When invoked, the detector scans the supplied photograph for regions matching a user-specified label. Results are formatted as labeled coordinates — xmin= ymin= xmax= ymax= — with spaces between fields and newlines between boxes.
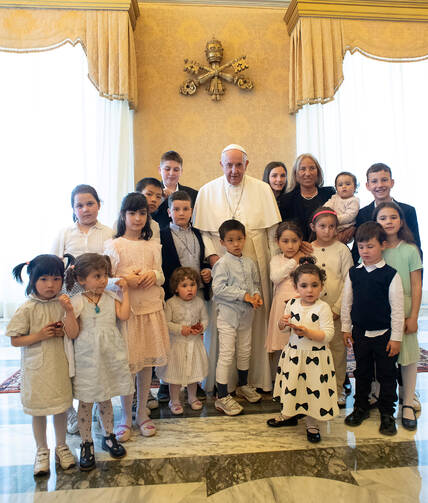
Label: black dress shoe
xmin=379 ymin=414 xmax=397 ymax=436
xmin=401 ymin=405 xmax=417 ymax=431
xmin=267 ymin=416 xmax=298 ymax=427
xmin=157 ymin=383 xmax=170 ymax=403
xmin=196 ymin=383 xmax=207 ymax=401
xmin=79 ymin=441 xmax=96 ymax=472
xmin=306 ymin=427 xmax=321 ymax=443
xmin=345 ymin=407 xmax=370 ymax=426
xmin=102 ymin=433 xmax=127 ymax=459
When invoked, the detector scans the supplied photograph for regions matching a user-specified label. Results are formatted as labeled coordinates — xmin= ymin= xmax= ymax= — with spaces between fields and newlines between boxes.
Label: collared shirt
xmin=51 ymin=221 xmax=114 ymax=257
xmin=169 ymin=223 xmax=201 ymax=273
xmin=341 ymin=259 xmax=404 ymax=342
xmin=212 ymin=251 xmax=260 ymax=329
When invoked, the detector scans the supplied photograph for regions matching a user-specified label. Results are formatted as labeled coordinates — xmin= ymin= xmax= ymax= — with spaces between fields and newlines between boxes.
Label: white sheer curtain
xmin=0 ymin=44 xmax=134 ymax=318
xmin=296 ymin=51 xmax=427 ymax=294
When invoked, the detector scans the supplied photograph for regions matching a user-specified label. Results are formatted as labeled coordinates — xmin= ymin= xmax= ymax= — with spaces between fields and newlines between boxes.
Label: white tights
xmin=120 ymin=367 xmax=152 ymax=427
xmin=32 ymin=412 xmax=67 ymax=450
xmin=401 ymin=363 xmax=418 ymax=420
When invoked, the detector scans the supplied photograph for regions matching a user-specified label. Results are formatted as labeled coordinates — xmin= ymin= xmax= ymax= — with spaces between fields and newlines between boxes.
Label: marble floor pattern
xmin=1 ymin=316 xmax=428 ymax=502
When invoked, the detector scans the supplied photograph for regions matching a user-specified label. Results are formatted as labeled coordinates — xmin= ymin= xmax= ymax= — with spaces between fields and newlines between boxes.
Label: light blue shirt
xmin=212 ymin=252 xmax=260 ymax=328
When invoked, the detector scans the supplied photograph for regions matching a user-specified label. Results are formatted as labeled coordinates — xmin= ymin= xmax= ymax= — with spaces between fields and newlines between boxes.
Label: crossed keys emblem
xmin=179 ymin=38 xmax=254 ymax=101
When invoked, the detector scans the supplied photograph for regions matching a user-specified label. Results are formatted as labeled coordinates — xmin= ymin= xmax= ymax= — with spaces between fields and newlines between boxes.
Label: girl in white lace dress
xmin=157 ymin=267 xmax=209 ymax=414
xmin=105 ymin=192 xmax=169 ymax=441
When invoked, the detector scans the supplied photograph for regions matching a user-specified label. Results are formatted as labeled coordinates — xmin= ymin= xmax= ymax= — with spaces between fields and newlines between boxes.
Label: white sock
xmin=53 ymin=412 xmax=67 ymax=447
xmin=136 ymin=367 xmax=152 ymax=424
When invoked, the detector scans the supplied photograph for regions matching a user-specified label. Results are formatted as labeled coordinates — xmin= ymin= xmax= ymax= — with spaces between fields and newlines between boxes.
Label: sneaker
xmin=379 ymin=414 xmax=397 ymax=436
xmin=147 ymin=390 xmax=159 ymax=410
xmin=337 ymin=390 xmax=347 ymax=409
xmin=34 ymin=447 xmax=50 ymax=476
xmin=79 ymin=441 xmax=96 ymax=472
xmin=55 ymin=445 xmax=76 ymax=470
xmin=236 ymin=385 xmax=262 ymax=403
xmin=67 ymin=407 xmax=79 ymax=435
xmin=157 ymin=383 xmax=170 ymax=403
xmin=345 ymin=407 xmax=370 ymax=426
xmin=101 ymin=433 xmax=126 ymax=459
xmin=215 ymin=395 xmax=243 ymax=416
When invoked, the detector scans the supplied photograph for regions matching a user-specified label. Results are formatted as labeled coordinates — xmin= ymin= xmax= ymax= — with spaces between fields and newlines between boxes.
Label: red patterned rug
xmin=0 ymin=369 xmax=21 ymax=393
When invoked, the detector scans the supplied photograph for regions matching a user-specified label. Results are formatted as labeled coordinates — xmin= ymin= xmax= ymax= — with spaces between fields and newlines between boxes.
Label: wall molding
xmin=285 ymin=0 xmax=428 ymax=34
xmin=0 ymin=0 xmax=131 ymax=9
xmin=138 ymin=0 xmax=290 ymax=8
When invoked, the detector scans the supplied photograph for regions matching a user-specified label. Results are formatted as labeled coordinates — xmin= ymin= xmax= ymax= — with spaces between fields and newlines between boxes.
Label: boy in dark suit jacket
xmin=152 ymin=151 xmax=198 ymax=229
xmin=351 ymin=163 xmax=421 ymax=263
xmin=158 ymin=190 xmax=212 ymax=402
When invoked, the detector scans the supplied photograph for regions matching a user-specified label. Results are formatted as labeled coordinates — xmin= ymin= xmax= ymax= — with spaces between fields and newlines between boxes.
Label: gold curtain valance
xmin=288 ymin=16 xmax=428 ymax=114
xmin=0 ymin=9 xmax=138 ymax=109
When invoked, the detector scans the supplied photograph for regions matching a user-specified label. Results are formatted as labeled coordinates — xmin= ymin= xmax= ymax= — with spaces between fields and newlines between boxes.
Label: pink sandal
xmin=115 ymin=424 xmax=131 ymax=442
xmin=188 ymin=399 xmax=203 ymax=411
xmin=168 ymin=401 xmax=184 ymax=415
xmin=138 ymin=419 xmax=156 ymax=437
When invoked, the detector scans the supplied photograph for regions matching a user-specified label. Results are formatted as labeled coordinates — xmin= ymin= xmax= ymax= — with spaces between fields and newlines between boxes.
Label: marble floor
xmin=1 ymin=316 xmax=428 ymax=502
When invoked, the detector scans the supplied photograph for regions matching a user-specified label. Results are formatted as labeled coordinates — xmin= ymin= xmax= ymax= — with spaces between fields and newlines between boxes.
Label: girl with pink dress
xmin=267 ymin=222 xmax=304 ymax=369
xmin=105 ymin=192 xmax=169 ymax=441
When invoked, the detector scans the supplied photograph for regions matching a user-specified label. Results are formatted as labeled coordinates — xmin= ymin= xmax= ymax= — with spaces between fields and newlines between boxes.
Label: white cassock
xmin=193 ymin=174 xmax=281 ymax=391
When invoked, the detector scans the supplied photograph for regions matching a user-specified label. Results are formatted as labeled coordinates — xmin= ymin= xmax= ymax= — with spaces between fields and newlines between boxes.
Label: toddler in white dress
xmin=157 ymin=267 xmax=209 ymax=414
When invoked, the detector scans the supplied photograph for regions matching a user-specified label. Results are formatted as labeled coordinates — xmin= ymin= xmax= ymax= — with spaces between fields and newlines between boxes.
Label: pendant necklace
xmin=84 ymin=293 xmax=101 ymax=313
xmin=224 ymin=177 xmax=245 ymax=219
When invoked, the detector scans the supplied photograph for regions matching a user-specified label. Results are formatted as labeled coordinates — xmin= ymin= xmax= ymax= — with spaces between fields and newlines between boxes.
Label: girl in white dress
xmin=157 ymin=267 xmax=209 ymax=414
xmin=62 ymin=253 xmax=134 ymax=471
xmin=51 ymin=184 xmax=114 ymax=435
xmin=105 ymin=192 xmax=169 ymax=441
xmin=267 ymin=257 xmax=338 ymax=443
xmin=267 ymin=222 xmax=304 ymax=369
xmin=6 ymin=254 xmax=76 ymax=476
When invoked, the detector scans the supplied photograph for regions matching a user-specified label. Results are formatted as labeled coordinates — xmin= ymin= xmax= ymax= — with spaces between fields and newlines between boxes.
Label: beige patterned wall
xmin=134 ymin=3 xmax=295 ymax=189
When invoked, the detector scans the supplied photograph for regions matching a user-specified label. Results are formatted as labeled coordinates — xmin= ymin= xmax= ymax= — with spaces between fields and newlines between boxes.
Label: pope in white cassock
xmin=193 ymin=144 xmax=281 ymax=391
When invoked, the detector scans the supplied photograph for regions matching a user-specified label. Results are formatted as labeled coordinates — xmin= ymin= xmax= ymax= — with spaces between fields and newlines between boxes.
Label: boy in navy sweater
xmin=342 ymin=222 xmax=404 ymax=435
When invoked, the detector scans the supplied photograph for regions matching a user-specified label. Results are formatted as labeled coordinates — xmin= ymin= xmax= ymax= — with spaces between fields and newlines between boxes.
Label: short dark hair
xmin=161 ymin=150 xmax=183 ymax=166
xmin=135 ymin=177 xmax=163 ymax=193
xmin=355 ymin=221 xmax=387 ymax=244
xmin=168 ymin=190 xmax=192 ymax=209
xmin=71 ymin=184 xmax=100 ymax=223
xmin=116 ymin=192 xmax=153 ymax=240
xmin=13 ymin=254 xmax=74 ymax=296
xmin=291 ymin=256 xmax=326 ymax=287
xmin=334 ymin=171 xmax=357 ymax=188
xmin=170 ymin=267 xmax=200 ymax=294
xmin=219 ymin=219 xmax=246 ymax=240
xmin=366 ymin=163 xmax=392 ymax=180
xmin=65 ymin=253 xmax=112 ymax=291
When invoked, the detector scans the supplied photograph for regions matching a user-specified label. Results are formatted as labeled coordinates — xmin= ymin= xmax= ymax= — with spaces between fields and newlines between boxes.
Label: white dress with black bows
xmin=273 ymin=297 xmax=339 ymax=421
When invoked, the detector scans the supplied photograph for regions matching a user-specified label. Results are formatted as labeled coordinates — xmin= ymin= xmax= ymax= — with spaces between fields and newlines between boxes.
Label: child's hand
xmin=200 ymin=268 xmax=212 ymax=284
xmin=181 ymin=326 xmax=192 ymax=336
xmin=124 ymin=273 xmax=141 ymax=288
xmin=138 ymin=271 xmax=156 ymax=288
xmin=343 ymin=332 xmax=353 ymax=347
xmin=190 ymin=322 xmax=203 ymax=335
xmin=253 ymin=293 xmax=263 ymax=308
xmin=292 ymin=325 xmax=309 ymax=338
xmin=115 ymin=278 xmax=128 ymax=292
xmin=386 ymin=340 xmax=401 ymax=357
xmin=243 ymin=293 xmax=258 ymax=309
xmin=38 ymin=322 xmax=59 ymax=340
xmin=300 ymin=241 xmax=313 ymax=255
xmin=58 ymin=294 xmax=73 ymax=313
xmin=405 ymin=316 xmax=418 ymax=334
xmin=278 ymin=314 xmax=291 ymax=330
xmin=332 ymin=312 xmax=340 ymax=321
